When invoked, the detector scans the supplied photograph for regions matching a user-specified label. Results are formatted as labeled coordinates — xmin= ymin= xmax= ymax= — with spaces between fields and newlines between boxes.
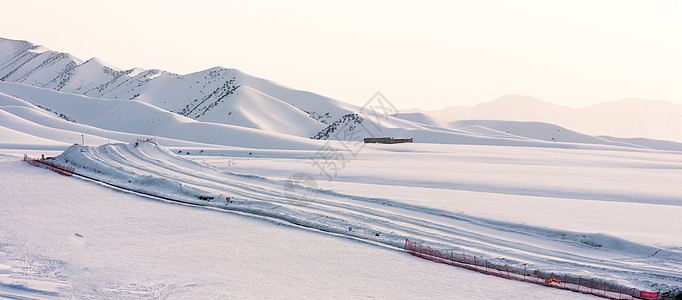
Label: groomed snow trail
xmin=51 ymin=143 xmax=682 ymax=292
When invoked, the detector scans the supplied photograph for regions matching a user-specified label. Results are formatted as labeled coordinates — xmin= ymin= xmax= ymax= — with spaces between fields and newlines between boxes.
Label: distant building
xmin=363 ymin=137 xmax=413 ymax=144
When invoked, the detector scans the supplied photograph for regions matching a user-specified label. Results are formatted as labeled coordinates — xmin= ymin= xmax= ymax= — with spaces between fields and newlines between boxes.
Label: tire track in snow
xmin=50 ymin=143 xmax=682 ymax=290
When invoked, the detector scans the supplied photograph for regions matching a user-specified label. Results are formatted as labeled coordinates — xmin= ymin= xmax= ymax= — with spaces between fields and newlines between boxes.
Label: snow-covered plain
xmin=0 ymin=156 xmax=596 ymax=299
xmin=1 ymin=36 xmax=681 ymax=299
xmin=2 ymin=140 xmax=680 ymax=298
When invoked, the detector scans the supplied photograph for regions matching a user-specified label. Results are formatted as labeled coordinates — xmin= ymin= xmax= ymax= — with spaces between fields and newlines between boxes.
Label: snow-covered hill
xmin=403 ymin=94 xmax=682 ymax=143
xmin=4 ymin=36 xmax=681 ymax=149
xmin=0 ymin=81 xmax=324 ymax=150
xmin=3 ymin=80 xmax=682 ymax=154
xmin=0 ymin=37 xmax=341 ymax=137
xmin=0 ymin=37 xmax=456 ymax=143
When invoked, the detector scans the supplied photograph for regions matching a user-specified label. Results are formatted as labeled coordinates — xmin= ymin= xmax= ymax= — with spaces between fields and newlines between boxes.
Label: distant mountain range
xmin=1 ymin=36 xmax=680 ymax=151
xmin=402 ymin=94 xmax=682 ymax=142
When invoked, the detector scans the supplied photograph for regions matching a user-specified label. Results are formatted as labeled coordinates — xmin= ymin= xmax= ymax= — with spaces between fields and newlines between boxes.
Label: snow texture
xmin=1 ymin=35 xmax=681 ymax=299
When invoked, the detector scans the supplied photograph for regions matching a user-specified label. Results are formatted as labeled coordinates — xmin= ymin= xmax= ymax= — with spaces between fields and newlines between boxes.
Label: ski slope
xmin=39 ymin=142 xmax=682 ymax=295
xmin=0 ymin=155 xmax=599 ymax=299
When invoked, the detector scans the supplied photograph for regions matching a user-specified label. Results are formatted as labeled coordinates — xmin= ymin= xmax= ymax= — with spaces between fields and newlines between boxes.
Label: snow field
xmin=0 ymin=158 xmax=595 ymax=299
xmin=22 ymin=142 xmax=677 ymax=293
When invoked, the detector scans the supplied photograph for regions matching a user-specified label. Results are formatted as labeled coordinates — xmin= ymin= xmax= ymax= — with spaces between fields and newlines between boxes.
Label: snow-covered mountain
xmin=0 ymin=37 xmax=461 ymax=143
xmin=1 ymin=36 xmax=681 ymax=152
xmin=0 ymin=37 xmax=358 ymax=138
xmin=402 ymin=94 xmax=682 ymax=143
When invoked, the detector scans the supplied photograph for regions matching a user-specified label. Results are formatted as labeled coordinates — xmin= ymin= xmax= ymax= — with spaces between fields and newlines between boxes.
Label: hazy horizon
xmin=2 ymin=0 xmax=680 ymax=110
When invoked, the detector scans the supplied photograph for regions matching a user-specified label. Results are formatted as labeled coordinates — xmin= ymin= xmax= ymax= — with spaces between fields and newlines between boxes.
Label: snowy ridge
xmin=0 ymin=81 xmax=323 ymax=150
xmin=3 ymin=36 xmax=680 ymax=150
xmin=402 ymin=94 xmax=682 ymax=143
xmin=0 ymin=37 xmax=427 ymax=141
xmin=44 ymin=142 xmax=682 ymax=292
xmin=0 ymin=37 xmax=337 ymax=137
xmin=3 ymin=80 xmax=681 ymax=153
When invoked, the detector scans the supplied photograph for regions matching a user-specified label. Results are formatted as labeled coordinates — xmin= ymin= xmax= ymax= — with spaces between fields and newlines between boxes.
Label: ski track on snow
xmin=51 ymin=143 xmax=682 ymax=291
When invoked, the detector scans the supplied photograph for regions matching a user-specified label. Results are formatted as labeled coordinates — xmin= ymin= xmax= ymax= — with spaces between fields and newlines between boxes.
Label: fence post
xmin=618 ymin=288 xmax=623 ymax=299
xmin=599 ymin=281 xmax=604 ymax=297
xmin=537 ymin=269 xmax=540 ymax=284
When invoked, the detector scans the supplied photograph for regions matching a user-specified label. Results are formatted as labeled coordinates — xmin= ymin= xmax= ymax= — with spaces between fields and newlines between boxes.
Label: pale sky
xmin=2 ymin=0 xmax=681 ymax=110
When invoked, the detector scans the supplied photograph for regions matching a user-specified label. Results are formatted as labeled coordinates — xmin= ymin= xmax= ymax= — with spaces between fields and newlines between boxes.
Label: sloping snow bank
xmin=0 ymin=157 xmax=595 ymax=299
xmin=42 ymin=142 xmax=682 ymax=293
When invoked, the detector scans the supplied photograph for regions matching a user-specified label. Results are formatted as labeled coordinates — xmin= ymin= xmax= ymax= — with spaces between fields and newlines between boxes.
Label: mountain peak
xmin=82 ymin=57 xmax=118 ymax=70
